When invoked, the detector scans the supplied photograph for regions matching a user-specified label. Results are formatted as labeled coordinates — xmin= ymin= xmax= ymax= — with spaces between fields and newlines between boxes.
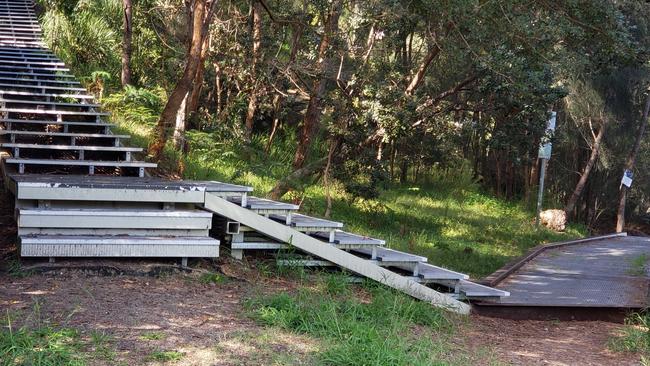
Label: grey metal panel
xmin=18 ymin=209 xmax=213 ymax=229
xmin=353 ymin=247 xmax=428 ymax=263
xmin=270 ymin=213 xmax=343 ymax=228
xmin=458 ymin=280 xmax=509 ymax=299
xmin=314 ymin=230 xmax=385 ymax=245
xmin=18 ymin=228 xmax=209 ymax=236
xmin=16 ymin=186 xmax=205 ymax=203
xmin=228 ymin=196 xmax=299 ymax=211
xmin=418 ymin=263 xmax=468 ymax=280
xmin=21 ymin=240 xmax=220 ymax=258
xmin=6 ymin=158 xmax=157 ymax=169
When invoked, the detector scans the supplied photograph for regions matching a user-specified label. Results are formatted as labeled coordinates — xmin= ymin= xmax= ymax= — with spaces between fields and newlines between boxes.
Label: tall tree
xmin=148 ymin=0 xmax=217 ymax=161
xmin=244 ymin=0 xmax=262 ymax=141
xmin=616 ymin=91 xmax=650 ymax=232
xmin=291 ymin=0 xmax=341 ymax=170
xmin=120 ymin=0 xmax=133 ymax=86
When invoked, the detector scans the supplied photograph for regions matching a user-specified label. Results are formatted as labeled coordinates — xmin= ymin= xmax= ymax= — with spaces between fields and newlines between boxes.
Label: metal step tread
xmin=229 ymin=196 xmax=299 ymax=211
xmin=0 ymin=90 xmax=94 ymax=99
xmin=0 ymin=71 xmax=74 ymax=78
xmin=5 ymin=158 xmax=156 ymax=168
xmin=19 ymin=208 xmax=213 ymax=218
xmin=0 ymin=100 xmax=98 ymax=107
xmin=0 ymin=108 xmax=107 ymax=115
xmin=20 ymin=234 xmax=219 ymax=246
xmin=353 ymin=247 xmax=428 ymax=263
xmin=0 ymin=130 xmax=127 ymax=138
xmin=0 ymin=77 xmax=80 ymax=85
xmin=417 ymin=263 xmax=469 ymax=280
xmin=458 ymin=280 xmax=510 ymax=298
xmin=313 ymin=230 xmax=385 ymax=245
xmin=1 ymin=119 xmax=111 ymax=127
xmin=270 ymin=213 xmax=343 ymax=228
xmin=1 ymin=143 xmax=141 ymax=152
xmin=0 ymin=83 xmax=85 ymax=91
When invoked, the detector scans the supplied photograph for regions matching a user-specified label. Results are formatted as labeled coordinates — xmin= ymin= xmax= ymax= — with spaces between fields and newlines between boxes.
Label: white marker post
xmin=536 ymin=111 xmax=557 ymax=227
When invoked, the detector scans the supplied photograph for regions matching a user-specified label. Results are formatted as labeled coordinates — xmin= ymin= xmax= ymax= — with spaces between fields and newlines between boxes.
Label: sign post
xmin=536 ymin=111 xmax=557 ymax=227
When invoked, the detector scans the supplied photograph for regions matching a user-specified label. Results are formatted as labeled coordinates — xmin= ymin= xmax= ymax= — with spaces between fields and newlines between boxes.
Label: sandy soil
xmin=455 ymin=315 xmax=640 ymax=366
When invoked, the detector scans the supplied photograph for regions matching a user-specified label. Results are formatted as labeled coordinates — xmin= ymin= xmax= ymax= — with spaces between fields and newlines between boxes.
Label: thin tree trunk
xmin=149 ymin=0 xmax=215 ymax=161
xmin=265 ymin=93 xmax=281 ymax=153
xmin=121 ymin=0 xmax=133 ymax=87
xmin=404 ymin=44 xmax=440 ymax=96
xmin=173 ymin=93 xmax=188 ymax=150
xmin=187 ymin=37 xmax=210 ymax=125
xmin=323 ymin=138 xmax=336 ymax=218
xmin=244 ymin=0 xmax=262 ymax=141
xmin=616 ymin=93 xmax=650 ymax=232
xmin=269 ymin=157 xmax=328 ymax=200
xmin=565 ymin=119 xmax=606 ymax=218
xmin=291 ymin=1 xmax=341 ymax=170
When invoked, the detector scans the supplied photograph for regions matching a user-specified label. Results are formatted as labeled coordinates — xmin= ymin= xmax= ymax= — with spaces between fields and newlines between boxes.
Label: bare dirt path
xmin=455 ymin=315 xmax=640 ymax=366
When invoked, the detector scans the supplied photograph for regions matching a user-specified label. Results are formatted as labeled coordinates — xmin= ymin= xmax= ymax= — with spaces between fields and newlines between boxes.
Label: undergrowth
xmin=245 ymin=274 xmax=483 ymax=366
xmin=610 ymin=313 xmax=650 ymax=355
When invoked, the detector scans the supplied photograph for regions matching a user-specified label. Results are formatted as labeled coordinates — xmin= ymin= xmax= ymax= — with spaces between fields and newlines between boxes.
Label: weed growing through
xmin=145 ymin=349 xmax=184 ymax=362
xmin=628 ymin=254 xmax=649 ymax=276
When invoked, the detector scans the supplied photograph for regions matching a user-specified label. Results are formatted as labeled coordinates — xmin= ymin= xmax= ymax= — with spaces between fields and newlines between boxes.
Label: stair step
xmin=0 ymin=90 xmax=94 ymax=100
xmin=0 ymin=65 xmax=67 ymax=72
xmin=0 ymin=100 xmax=99 ymax=108
xmin=313 ymin=230 xmax=385 ymax=246
xmin=0 ymin=76 xmax=80 ymax=85
xmin=458 ymin=280 xmax=510 ymax=300
xmin=18 ymin=209 xmax=212 ymax=230
xmin=6 ymin=158 xmax=156 ymax=176
xmin=417 ymin=262 xmax=469 ymax=280
xmin=0 ymin=130 xmax=127 ymax=139
xmin=353 ymin=247 xmax=428 ymax=264
xmin=1 ymin=119 xmax=111 ymax=127
xmin=0 ymin=82 xmax=85 ymax=91
xmin=20 ymin=235 xmax=220 ymax=258
xmin=1 ymin=143 xmax=142 ymax=153
xmin=0 ymin=108 xmax=107 ymax=116
xmin=270 ymin=213 xmax=343 ymax=230
xmin=229 ymin=196 xmax=299 ymax=212
xmin=0 ymin=71 xmax=75 ymax=78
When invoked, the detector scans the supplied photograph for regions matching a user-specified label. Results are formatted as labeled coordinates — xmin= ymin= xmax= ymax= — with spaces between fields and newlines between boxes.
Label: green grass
xmin=245 ymin=274 xmax=499 ymax=365
xmin=111 ymin=107 xmax=585 ymax=278
xmin=0 ymin=325 xmax=85 ymax=366
xmin=610 ymin=313 xmax=650 ymax=364
xmin=145 ymin=349 xmax=184 ymax=362
xmin=628 ymin=254 xmax=649 ymax=276
xmin=139 ymin=331 xmax=166 ymax=341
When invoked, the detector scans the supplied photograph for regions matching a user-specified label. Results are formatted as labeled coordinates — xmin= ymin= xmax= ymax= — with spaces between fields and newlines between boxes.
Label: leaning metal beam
xmin=204 ymin=193 xmax=470 ymax=314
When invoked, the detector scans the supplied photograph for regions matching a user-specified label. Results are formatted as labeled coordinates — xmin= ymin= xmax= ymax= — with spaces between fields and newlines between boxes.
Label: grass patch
xmin=109 ymin=97 xmax=586 ymax=278
xmin=610 ymin=313 xmax=650 ymax=364
xmin=198 ymin=272 xmax=227 ymax=285
xmin=245 ymin=274 xmax=484 ymax=365
xmin=0 ymin=324 xmax=85 ymax=366
xmin=139 ymin=331 xmax=166 ymax=341
xmin=145 ymin=349 xmax=184 ymax=362
xmin=628 ymin=254 xmax=649 ymax=276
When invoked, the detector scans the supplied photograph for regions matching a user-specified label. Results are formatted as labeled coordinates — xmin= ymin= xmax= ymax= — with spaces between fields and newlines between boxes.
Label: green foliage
xmin=0 ymin=324 xmax=85 ymax=366
xmin=610 ymin=313 xmax=650 ymax=362
xmin=145 ymin=349 xmax=184 ymax=362
xmin=246 ymin=276 xmax=456 ymax=366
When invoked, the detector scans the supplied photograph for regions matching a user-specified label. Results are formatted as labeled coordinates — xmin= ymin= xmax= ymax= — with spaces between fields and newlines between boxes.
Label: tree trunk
xmin=173 ymin=93 xmax=188 ymax=150
xmin=186 ymin=37 xmax=210 ymax=126
xmin=404 ymin=44 xmax=440 ymax=96
xmin=565 ymin=119 xmax=606 ymax=218
xmin=148 ymin=0 xmax=215 ymax=161
xmin=120 ymin=0 xmax=133 ymax=87
xmin=616 ymin=93 xmax=650 ymax=232
xmin=244 ymin=0 xmax=262 ymax=141
xmin=269 ymin=157 xmax=328 ymax=200
xmin=291 ymin=1 xmax=341 ymax=170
